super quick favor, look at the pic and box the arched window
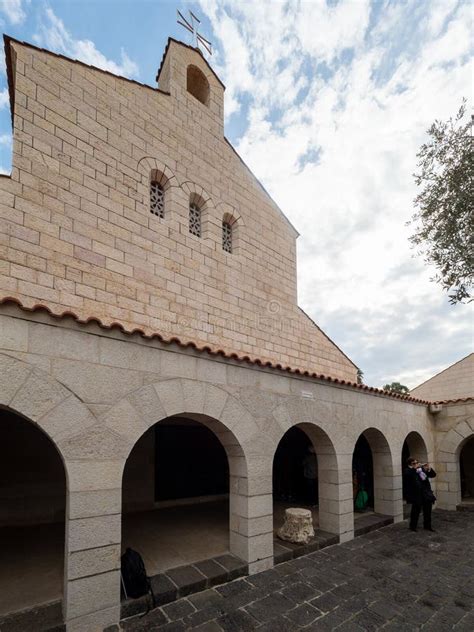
[187,65,210,106]
[149,170,168,218]
[222,221,232,253]
[150,181,165,218]
[189,202,202,237]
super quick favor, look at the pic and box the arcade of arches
[0,343,472,631]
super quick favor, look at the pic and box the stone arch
[180,181,213,208]
[101,379,272,570]
[402,430,429,466]
[401,430,430,502]
[353,427,402,520]
[137,156,180,189]
[437,417,474,510]
[180,181,215,242]
[215,201,244,227]
[0,353,111,628]
[0,353,97,461]
[215,201,244,256]
[271,398,354,541]
[136,156,180,222]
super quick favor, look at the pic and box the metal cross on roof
[177,9,212,55]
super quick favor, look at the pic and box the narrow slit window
[150,181,164,218]
[189,203,201,237]
[222,221,232,253]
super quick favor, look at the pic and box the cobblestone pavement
[122,510,474,631]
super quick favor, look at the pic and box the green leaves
[383,382,410,395]
[409,99,473,304]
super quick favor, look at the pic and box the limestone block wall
[0,38,357,381]
[434,401,474,510]
[411,354,474,401]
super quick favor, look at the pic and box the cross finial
[177,9,212,55]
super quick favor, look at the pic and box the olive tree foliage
[383,382,410,395]
[409,100,473,304]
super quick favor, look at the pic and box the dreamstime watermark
[155,300,312,340]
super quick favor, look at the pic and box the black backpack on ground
[120,548,155,613]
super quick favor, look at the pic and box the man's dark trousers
[410,499,432,530]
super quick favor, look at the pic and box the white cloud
[0,87,9,108]
[33,7,139,78]
[0,0,26,25]
[0,133,11,145]
[200,0,472,387]
[295,0,371,63]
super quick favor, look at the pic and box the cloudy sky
[0,0,471,388]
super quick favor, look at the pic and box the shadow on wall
[273,426,318,506]
[461,436,474,498]
[352,435,374,510]
[0,409,66,526]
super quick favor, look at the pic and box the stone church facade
[0,37,472,631]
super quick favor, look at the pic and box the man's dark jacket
[403,467,436,504]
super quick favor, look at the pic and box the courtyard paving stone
[121,510,474,631]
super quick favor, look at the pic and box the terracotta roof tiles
[432,397,474,405]
[0,296,448,407]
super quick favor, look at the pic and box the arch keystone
[203,383,229,420]
[127,382,167,423]
[181,378,207,413]
[154,378,185,417]
[220,396,255,436]
[101,397,148,444]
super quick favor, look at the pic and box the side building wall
[434,400,474,510]
[411,354,474,401]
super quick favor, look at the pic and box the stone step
[274,529,339,564]
[0,600,63,632]
[354,513,393,537]
[120,553,247,621]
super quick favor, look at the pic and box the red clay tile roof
[432,397,474,405]
[0,296,444,407]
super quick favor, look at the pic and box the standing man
[403,457,437,532]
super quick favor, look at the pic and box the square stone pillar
[229,474,274,574]
[373,453,403,522]
[318,452,354,542]
[63,461,123,631]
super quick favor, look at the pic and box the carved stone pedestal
[277,507,314,544]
